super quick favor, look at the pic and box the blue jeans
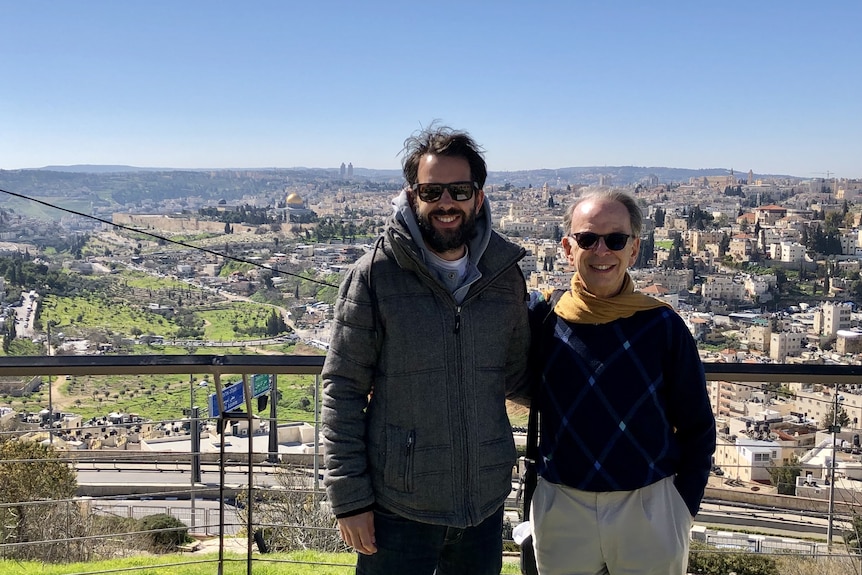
[355,505,504,575]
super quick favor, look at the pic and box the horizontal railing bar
[0,354,859,383]
[702,362,862,384]
[0,354,325,376]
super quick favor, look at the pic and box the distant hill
[488,166,794,187]
[0,163,801,223]
[23,164,794,184]
[37,165,173,173]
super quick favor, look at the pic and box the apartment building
[689,230,724,254]
[792,386,862,429]
[701,275,746,302]
[728,235,753,262]
[813,302,852,337]
[753,205,788,226]
[837,330,862,355]
[769,331,804,362]
[778,241,806,263]
[631,268,694,292]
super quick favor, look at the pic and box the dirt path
[48,375,77,411]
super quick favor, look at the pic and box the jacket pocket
[384,425,415,493]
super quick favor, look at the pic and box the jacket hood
[391,188,493,265]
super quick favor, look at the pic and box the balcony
[1,355,862,574]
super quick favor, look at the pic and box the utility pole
[827,387,843,551]
[46,321,53,445]
[268,375,278,463]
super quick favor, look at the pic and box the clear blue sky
[2,1,860,178]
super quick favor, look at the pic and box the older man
[527,190,716,575]
[322,125,530,575]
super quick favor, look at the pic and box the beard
[416,205,479,254]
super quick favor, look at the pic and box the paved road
[74,462,842,544]
[12,298,36,339]
[697,501,843,538]
[74,460,301,489]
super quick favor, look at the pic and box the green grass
[220,260,256,277]
[40,289,284,343]
[123,271,189,290]
[0,550,521,574]
[0,338,43,356]
[169,232,220,243]
[41,294,179,338]
[198,303,278,341]
[1,337,326,422]
[1,197,94,221]
[0,550,353,575]
[0,355,324,423]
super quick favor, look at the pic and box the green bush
[137,513,191,551]
[503,540,520,553]
[688,542,779,575]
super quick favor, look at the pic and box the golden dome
[286,192,304,205]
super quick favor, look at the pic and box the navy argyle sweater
[528,298,716,516]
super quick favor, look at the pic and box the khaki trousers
[530,476,692,575]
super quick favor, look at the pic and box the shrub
[236,466,346,553]
[137,513,191,551]
[688,542,779,575]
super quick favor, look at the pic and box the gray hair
[563,190,643,236]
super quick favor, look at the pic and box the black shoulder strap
[524,289,565,514]
[367,235,385,343]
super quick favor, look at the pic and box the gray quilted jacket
[322,193,529,527]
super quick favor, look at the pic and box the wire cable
[0,186,339,289]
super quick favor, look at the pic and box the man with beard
[322,125,530,575]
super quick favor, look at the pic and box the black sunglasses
[410,181,478,202]
[569,232,631,251]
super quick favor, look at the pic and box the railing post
[268,374,278,463]
[214,372,226,575]
[827,389,843,552]
[242,373,254,575]
[314,374,320,491]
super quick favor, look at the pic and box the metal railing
[1,354,861,574]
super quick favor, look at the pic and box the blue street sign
[208,382,245,418]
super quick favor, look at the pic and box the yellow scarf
[547,272,671,325]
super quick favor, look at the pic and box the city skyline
[2,1,860,179]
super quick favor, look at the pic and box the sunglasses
[410,181,478,202]
[569,232,632,251]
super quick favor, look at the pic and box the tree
[824,211,844,233]
[766,458,802,496]
[845,513,862,553]
[0,439,79,560]
[265,309,287,336]
[771,267,787,294]
[718,232,730,257]
[820,400,851,431]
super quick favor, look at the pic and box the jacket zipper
[404,430,415,492]
[453,305,471,521]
